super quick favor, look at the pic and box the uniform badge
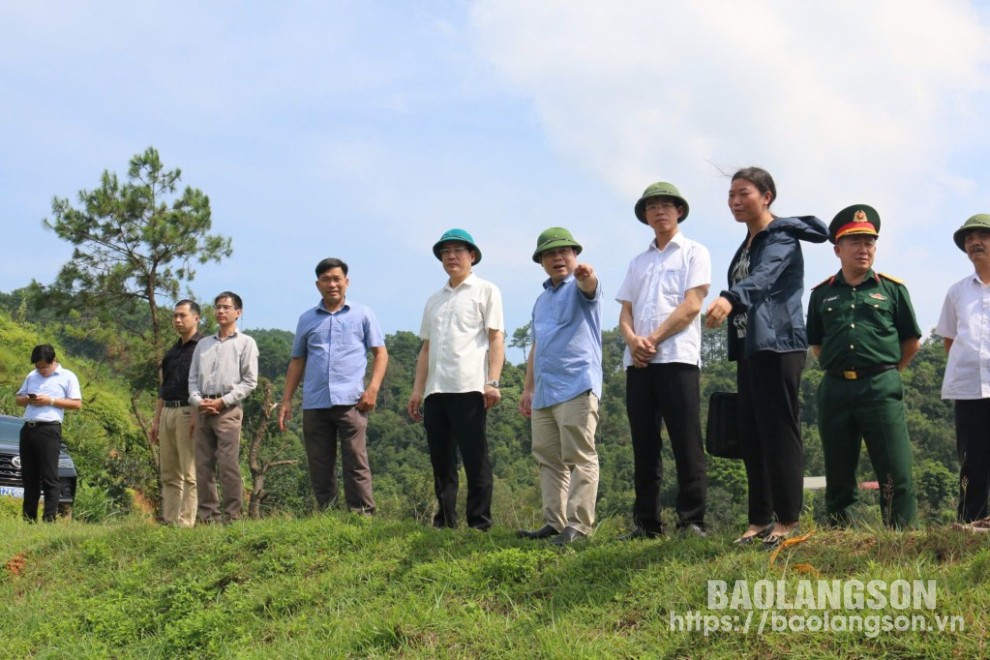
[823,295,839,303]
[869,293,887,300]
[855,210,866,221]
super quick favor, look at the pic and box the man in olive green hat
[936,214,990,522]
[807,204,921,529]
[517,227,602,545]
[617,181,710,539]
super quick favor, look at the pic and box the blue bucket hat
[432,228,481,265]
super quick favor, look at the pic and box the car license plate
[0,485,25,498]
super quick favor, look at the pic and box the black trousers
[955,399,990,522]
[737,350,806,526]
[19,422,63,522]
[423,392,493,530]
[626,363,706,532]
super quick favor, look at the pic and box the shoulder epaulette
[878,272,905,285]
[811,275,835,290]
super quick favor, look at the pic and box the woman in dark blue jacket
[705,167,827,547]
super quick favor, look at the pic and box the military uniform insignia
[812,275,835,289]
[823,295,839,303]
[878,272,905,284]
[869,293,887,301]
[855,210,866,221]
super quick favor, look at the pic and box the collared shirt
[807,269,922,371]
[291,299,385,409]
[419,273,504,396]
[936,273,990,399]
[188,330,259,407]
[615,232,711,368]
[531,275,603,409]
[17,364,83,423]
[159,332,203,402]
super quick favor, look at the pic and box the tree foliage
[43,146,232,382]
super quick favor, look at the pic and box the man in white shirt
[616,181,711,539]
[407,228,505,531]
[937,214,990,522]
[14,344,83,522]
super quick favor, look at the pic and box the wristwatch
[486,380,500,388]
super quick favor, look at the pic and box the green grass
[1,513,988,658]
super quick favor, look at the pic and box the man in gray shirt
[188,291,259,523]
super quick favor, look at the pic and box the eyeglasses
[215,304,236,311]
[645,202,677,211]
[438,246,469,256]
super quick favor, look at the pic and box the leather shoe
[551,526,587,546]
[618,525,663,540]
[516,524,560,540]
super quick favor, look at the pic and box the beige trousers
[531,391,600,535]
[159,405,197,527]
[194,405,244,522]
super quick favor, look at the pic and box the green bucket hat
[953,214,990,252]
[532,227,583,263]
[634,181,690,223]
[432,228,481,265]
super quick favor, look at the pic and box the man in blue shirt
[14,344,83,522]
[279,258,388,513]
[518,228,603,545]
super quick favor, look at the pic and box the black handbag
[705,391,742,459]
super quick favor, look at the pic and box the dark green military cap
[829,204,881,244]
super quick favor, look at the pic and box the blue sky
[4,1,990,357]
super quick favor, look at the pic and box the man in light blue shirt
[14,344,82,522]
[279,258,388,513]
[518,228,602,545]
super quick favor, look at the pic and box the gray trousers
[194,405,244,522]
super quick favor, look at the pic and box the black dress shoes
[551,526,587,546]
[618,525,663,540]
[516,524,560,540]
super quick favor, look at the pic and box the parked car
[0,413,78,517]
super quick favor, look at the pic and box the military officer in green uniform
[807,204,921,529]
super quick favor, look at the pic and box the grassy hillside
[2,514,988,658]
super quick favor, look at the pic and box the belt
[827,364,897,380]
[164,400,189,408]
[25,420,61,428]
[203,393,227,399]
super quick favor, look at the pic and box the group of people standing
[14,168,990,544]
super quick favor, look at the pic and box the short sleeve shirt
[807,269,922,371]
[615,233,711,368]
[17,364,83,423]
[419,273,504,396]
[531,275,603,409]
[936,273,990,400]
[291,299,385,408]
